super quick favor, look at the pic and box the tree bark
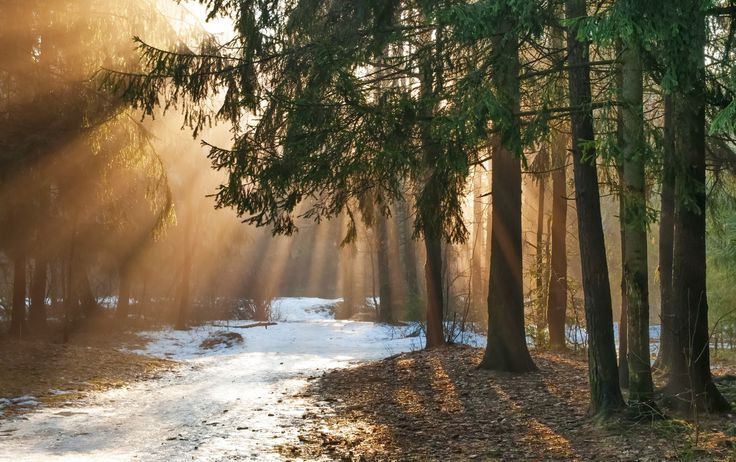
[664,8,729,411]
[424,235,445,348]
[621,43,656,413]
[547,133,568,351]
[471,167,485,314]
[565,0,625,417]
[535,150,548,333]
[479,28,537,373]
[376,210,395,323]
[654,95,675,372]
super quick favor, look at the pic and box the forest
[1,0,736,460]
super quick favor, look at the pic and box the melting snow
[0,297,451,461]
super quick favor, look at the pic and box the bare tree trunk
[547,133,568,350]
[424,235,445,348]
[471,168,485,314]
[29,256,47,332]
[396,193,420,306]
[376,209,395,323]
[9,252,27,337]
[116,263,131,322]
[534,148,548,334]
[654,95,675,372]
[565,0,625,418]
[621,43,657,414]
[664,8,729,411]
[479,27,537,373]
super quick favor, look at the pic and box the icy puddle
[0,298,424,461]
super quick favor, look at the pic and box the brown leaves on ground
[0,326,176,417]
[281,346,736,461]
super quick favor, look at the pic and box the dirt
[0,324,176,417]
[280,346,736,461]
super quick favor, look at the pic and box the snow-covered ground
[0,298,442,461]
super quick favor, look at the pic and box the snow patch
[0,297,485,461]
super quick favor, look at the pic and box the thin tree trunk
[655,95,675,372]
[29,256,47,332]
[479,28,537,373]
[471,167,485,314]
[116,263,131,322]
[396,192,421,313]
[535,151,548,333]
[9,252,27,337]
[621,43,657,414]
[565,0,625,418]
[376,209,395,323]
[616,47,629,389]
[547,134,568,349]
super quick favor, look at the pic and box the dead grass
[280,346,736,461]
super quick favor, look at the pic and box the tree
[654,95,675,372]
[663,0,730,412]
[565,0,625,417]
[547,130,568,351]
[620,36,657,415]
[479,16,537,372]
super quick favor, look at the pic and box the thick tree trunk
[654,95,675,372]
[28,256,48,332]
[9,253,28,337]
[547,133,568,350]
[621,44,657,414]
[424,235,445,348]
[376,210,395,323]
[479,29,536,373]
[665,10,729,411]
[565,0,625,418]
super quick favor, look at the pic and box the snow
[0,297,440,461]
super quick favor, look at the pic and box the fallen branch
[212,322,277,329]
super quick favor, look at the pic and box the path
[0,298,423,461]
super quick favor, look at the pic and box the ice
[0,297,444,461]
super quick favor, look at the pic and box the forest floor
[281,346,736,461]
[0,322,176,418]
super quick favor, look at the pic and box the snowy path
[0,298,432,461]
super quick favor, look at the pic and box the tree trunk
[664,9,729,411]
[175,250,192,330]
[616,47,629,389]
[565,0,625,418]
[396,193,421,308]
[175,210,195,330]
[28,256,47,332]
[479,28,537,373]
[424,235,445,348]
[547,133,568,350]
[116,263,131,322]
[654,95,675,372]
[621,43,657,414]
[471,167,485,314]
[9,252,28,337]
[376,210,395,323]
[535,151,548,333]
